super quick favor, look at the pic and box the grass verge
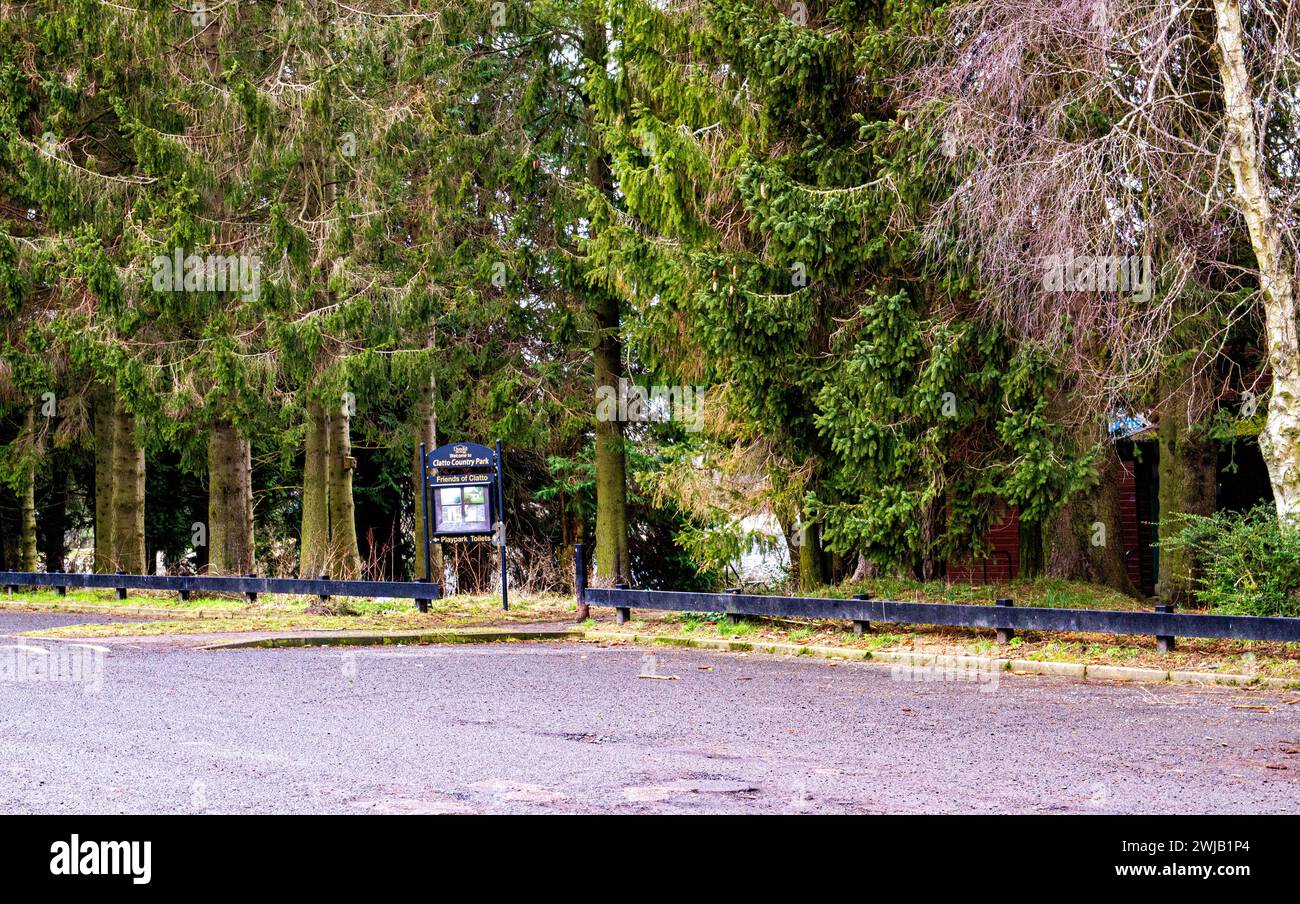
[11,580,1299,679]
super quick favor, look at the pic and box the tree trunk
[300,399,330,577]
[1154,371,1217,603]
[327,402,361,579]
[1214,0,1300,524]
[18,404,37,571]
[411,365,443,583]
[93,389,115,572]
[208,420,255,574]
[1046,449,1139,596]
[584,16,630,585]
[110,398,145,574]
[593,309,629,583]
[797,519,824,590]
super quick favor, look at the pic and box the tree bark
[1154,370,1217,603]
[1214,0,1300,524]
[411,365,443,583]
[584,16,630,585]
[797,519,825,590]
[18,404,37,571]
[300,399,330,577]
[593,299,629,583]
[208,420,255,574]
[110,398,145,574]
[327,402,361,579]
[1046,449,1139,596]
[93,388,115,572]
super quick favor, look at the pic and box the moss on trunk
[110,398,145,574]
[300,399,330,577]
[410,372,443,583]
[93,388,115,572]
[18,404,37,572]
[584,16,629,585]
[208,420,255,575]
[798,519,824,590]
[327,403,361,579]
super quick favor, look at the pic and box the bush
[1164,505,1300,617]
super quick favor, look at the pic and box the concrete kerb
[205,627,584,650]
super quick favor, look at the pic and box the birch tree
[909,0,1300,524]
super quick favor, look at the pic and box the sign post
[495,439,508,611]
[419,441,433,594]
[420,440,508,610]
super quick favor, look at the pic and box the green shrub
[1164,505,1300,617]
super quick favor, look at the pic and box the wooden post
[1155,603,1176,653]
[575,543,589,622]
[614,580,630,625]
[851,593,871,636]
[995,598,1014,645]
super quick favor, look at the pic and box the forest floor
[8,578,1300,681]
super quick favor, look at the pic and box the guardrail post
[317,573,330,607]
[179,588,190,602]
[574,544,588,622]
[55,585,67,597]
[1155,603,1176,653]
[995,598,1014,644]
[245,573,258,604]
[614,581,630,625]
[115,571,127,601]
[851,593,871,636]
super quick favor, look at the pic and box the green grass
[715,616,755,638]
[4,586,572,617]
[1028,641,1142,663]
[9,589,577,638]
[4,588,257,610]
[809,576,1149,611]
[673,611,721,634]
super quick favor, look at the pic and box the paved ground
[2,612,1297,813]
